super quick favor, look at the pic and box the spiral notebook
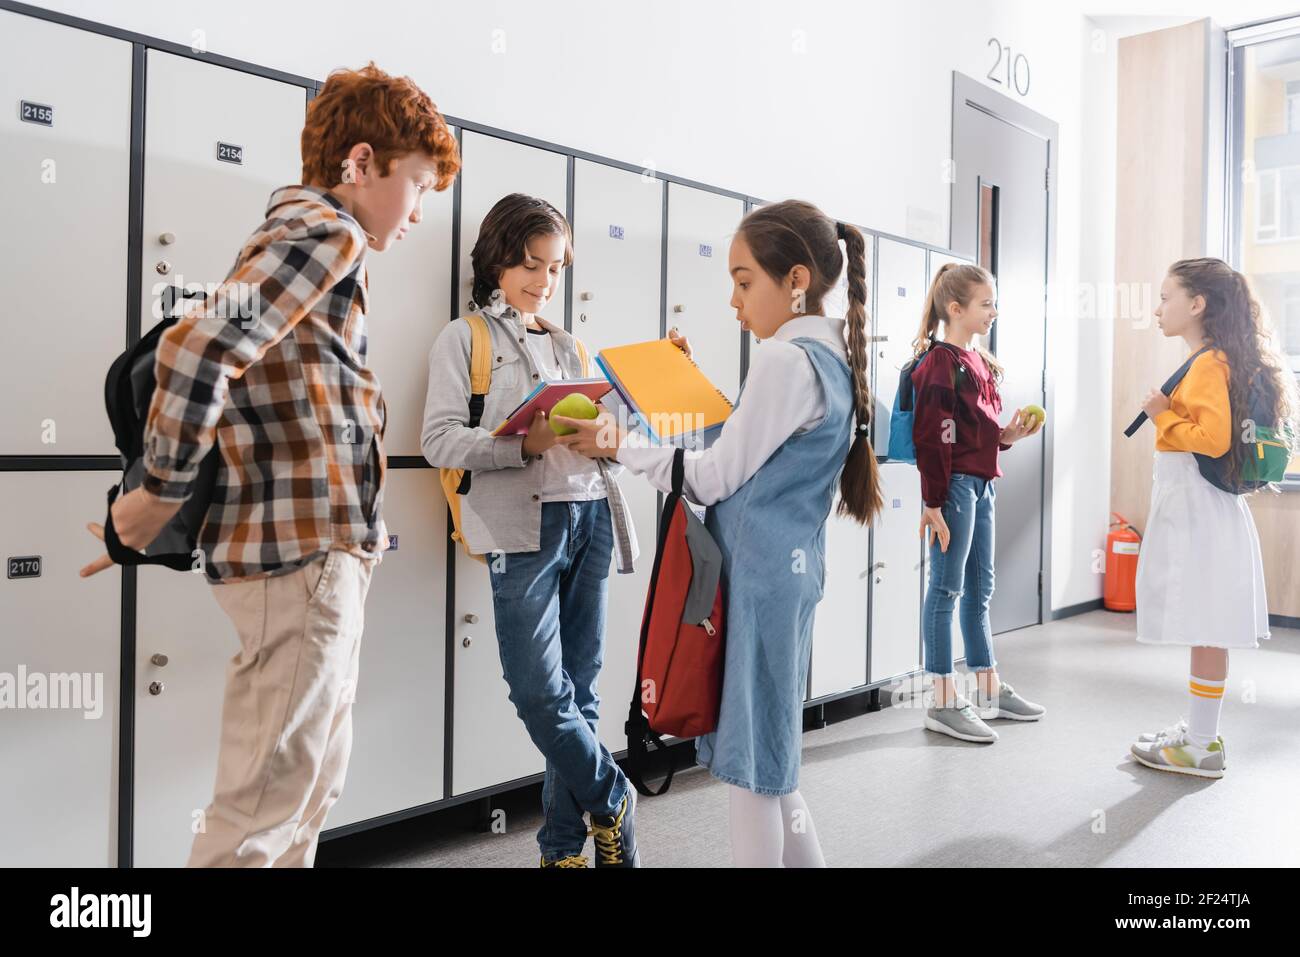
[595,338,733,446]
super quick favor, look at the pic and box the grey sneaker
[1130,729,1225,779]
[924,696,998,743]
[975,682,1046,722]
[1137,718,1225,767]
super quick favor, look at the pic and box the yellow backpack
[439,313,592,563]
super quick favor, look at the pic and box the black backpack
[102,290,219,570]
[1124,346,1292,494]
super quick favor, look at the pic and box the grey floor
[317,609,1300,867]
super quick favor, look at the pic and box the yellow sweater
[1153,349,1232,457]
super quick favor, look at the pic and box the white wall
[36,0,1262,612]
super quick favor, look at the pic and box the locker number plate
[698,243,713,257]
[20,101,53,126]
[217,142,244,165]
[609,224,624,240]
[388,534,399,551]
[8,555,41,579]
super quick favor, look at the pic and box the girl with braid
[555,200,884,866]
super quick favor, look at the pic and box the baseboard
[1050,598,1104,620]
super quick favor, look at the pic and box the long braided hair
[736,200,883,525]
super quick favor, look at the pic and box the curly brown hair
[1168,257,1299,489]
[301,61,460,191]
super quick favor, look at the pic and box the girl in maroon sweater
[912,263,1044,743]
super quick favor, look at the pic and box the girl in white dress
[1131,258,1297,778]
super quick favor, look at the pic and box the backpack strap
[623,447,686,797]
[455,314,494,495]
[1123,345,1211,437]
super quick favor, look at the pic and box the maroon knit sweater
[910,343,1011,507]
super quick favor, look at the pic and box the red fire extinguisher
[1104,512,1141,612]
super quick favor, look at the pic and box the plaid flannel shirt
[142,185,387,582]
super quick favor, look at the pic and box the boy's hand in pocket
[521,410,558,457]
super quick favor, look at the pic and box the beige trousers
[187,549,376,867]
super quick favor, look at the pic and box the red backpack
[624,448,726,796]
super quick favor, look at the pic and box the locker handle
[673,304,685,313]
[150,653,169,667]
[580,291,594,301]
[868,335,889,342]
[463,613,479,624]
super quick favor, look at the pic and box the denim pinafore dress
[695,338,855,795]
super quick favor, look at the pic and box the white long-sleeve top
[617,314,850,506]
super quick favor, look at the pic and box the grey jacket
[420,305,639,572]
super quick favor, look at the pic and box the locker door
[570,159,663,755]
[451,132,567,796]
[868,462,923,683]
[456,131,568,318]
[133,563,229,866]
[328,469,446,828]
[140,51,305,335]
[809,496,870,698]
[363,134,456,457]
[0,472,121,867]
[872,239,929,457]
[0,12,131,455]
[452,551,544,794]
[665,184,745,402]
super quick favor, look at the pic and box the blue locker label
[216,142,244,165]
[698,243,712,257]
[19,101,53,126]
[7,555,41,579]
[897,286,906,297]
[388,535,399,551]
[609,224,624,240]
[891,498,902,509]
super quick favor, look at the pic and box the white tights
[728,785,826,867]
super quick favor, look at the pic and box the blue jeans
[922,473,998,676]
[488,500,629,861]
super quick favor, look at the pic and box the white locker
[133,564,229,866]
[456,130,568,318]
[872,239,929,457]
[665,183,745,402]
[570,158,664,755]
[364,138,456,457]
[809,497,871,698]
[328,468,446,828]
[0,471,121,867]
[141,51,305,335]
[868,462,924,684]
[451,549,545,794]
[0,12,131,455]
[451,132,567,795]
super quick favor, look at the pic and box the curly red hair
[302,61,460,190]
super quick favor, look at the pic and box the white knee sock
[1187,674,1225,747]
[778,790,826,868]
[728,786,783,867]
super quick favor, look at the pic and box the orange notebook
[595,338,733,445]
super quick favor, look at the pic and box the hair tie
[855,422,869,434]
[836,221,847,242]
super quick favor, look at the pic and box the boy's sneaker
[974,682,1046,721]
[924,696,998,743]
[540,854,589,868]
[1129,728,1225,779]
[590,789,640,868]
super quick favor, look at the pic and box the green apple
[1021,403,1046,427]
[549,393,601,435]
